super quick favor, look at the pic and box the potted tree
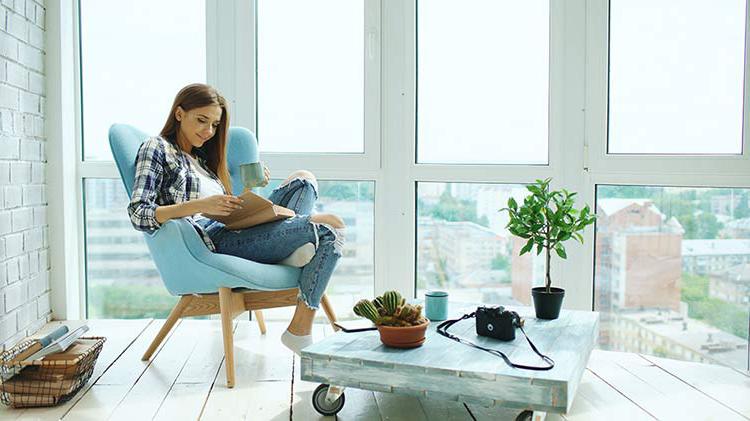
[501,178,596,320]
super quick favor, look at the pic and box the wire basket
[0,336,106,408]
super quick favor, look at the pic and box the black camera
[475,306,523,341]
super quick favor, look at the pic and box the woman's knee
[310,213,345,229]
[284,170,317,185]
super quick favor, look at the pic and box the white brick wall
[0,0,48,350]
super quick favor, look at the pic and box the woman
[127,83,345,355]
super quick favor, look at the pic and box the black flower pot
[531,287,565,320]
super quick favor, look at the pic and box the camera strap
[436,312,555,371]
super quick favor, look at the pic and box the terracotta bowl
[376,320,430,348]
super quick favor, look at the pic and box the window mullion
[554,0,593,311]
[378,0,416,298]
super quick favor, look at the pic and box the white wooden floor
[0,318,748,421]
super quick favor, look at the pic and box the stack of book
[0,325,106,408]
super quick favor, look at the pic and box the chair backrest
[109,124,258,197]
[108,124,260,295]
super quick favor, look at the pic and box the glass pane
[257,0,364,153]
[80,0,206,161]
[417,1,549,164]
[84,179,178,318]
[416,182,540,304]
[256,179,374,321]
[608,0,746,154]
[595,185,750,371]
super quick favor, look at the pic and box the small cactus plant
[352,291,427,327]
[382,291,402,315]
[353,299,380,324]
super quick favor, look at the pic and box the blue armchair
[108,124,338,388]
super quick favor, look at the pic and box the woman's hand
[196,194,244,216]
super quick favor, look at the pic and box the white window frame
[208,0,382,173]
[584,0,750,345]
[585,0,750,177]
[216,0,588,308]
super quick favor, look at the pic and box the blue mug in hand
[425,290,449,321]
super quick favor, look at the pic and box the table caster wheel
[312,384,345,416]
[515,410,533,421]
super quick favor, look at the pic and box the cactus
[395,304,423,323]
[382,291,402,315]
[354,291,427,327]
[376,316,411,327]
[353,299,379,323]
[373,296,385,310]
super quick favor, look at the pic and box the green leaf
[520,238,534,255]
[555,244,567,259]
[508,197,518,211]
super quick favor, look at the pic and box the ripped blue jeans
[197,178,343,309]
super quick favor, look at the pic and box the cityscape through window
[416,182,540,305]
[595,186,750,371]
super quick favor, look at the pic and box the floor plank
[62,319,180,420]
[154,320,239,421]
[638,354,750,419]
[418,398,473,421]
[107,319,229,421]
[0,319,152,421]
[199,321,293,420]
[587,350,745,421]
[562,369,655,421]
[373,392,428,421]
[335,388,382,421]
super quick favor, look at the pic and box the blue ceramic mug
[425,290,449,321]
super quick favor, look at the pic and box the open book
[204,190,295,229]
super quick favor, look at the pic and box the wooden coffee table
[301,302,599,420]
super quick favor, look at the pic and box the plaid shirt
[127,136,227,251]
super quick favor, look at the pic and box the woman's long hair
[160,83,231,193]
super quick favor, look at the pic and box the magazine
[23,325,90,362]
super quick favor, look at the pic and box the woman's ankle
[286,326,312,336]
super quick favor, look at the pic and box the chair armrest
[145,218,212,256]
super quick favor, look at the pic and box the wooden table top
[301,303,599,414]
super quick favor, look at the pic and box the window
[595,185,750,371]
[257,0,365,153]
[417,1,549,164]
[608,0,746,154]
[256,180,375,321]
[416,182,540,304]
[79,0,206,161]
[84,179,176,318]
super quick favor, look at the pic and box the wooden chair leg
[320,294,339,332]
[253,310,267,334]
[142,295,192,361]
[218,287,236,388]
